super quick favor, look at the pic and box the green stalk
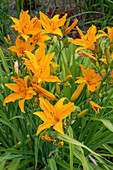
[68,126,73,170]
[15,0,20,18]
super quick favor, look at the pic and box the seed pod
[70,81,86,101]
[77,109,88,118]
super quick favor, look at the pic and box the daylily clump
[3,10,109,138]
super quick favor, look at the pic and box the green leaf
[50,131,100,157]
[0,47,10,74]
[7,158,20,170]
[0,160,6,170]
[47,158,57,170]
[100,119,113,132]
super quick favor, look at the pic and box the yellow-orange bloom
[33,97,74,135]
[10,36,35,57]
[69,25,98,52]
[75,64,102,92]
[40,11,67,37]
[3,76,36,113]
[30,32,51,48]
[24,48,61,84]
[89,101,102,114]
[10,10,41,40]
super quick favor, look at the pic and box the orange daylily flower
[89,101,102,114]
[33,97,74,135]
[24,49,61,84]
[75,64,102,92]
[3,76,36,113]
[10,36,35,57]
[69,25,99,52]
[40,11,67,37]
[10,10,41,40]
[64,18,78,34]
[30,32,51,48]
[31,83,57,101]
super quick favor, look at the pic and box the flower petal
[53,121,64,134]
[19,98,25,113]
[36,122,53,135]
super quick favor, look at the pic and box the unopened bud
[4,37,8,44]
[34,97,39,104]
[70,81,86,101]
[77,109,88,118]
[57,141,64,148]
[55,82,60,95]
[7,34,11,42]
[105,47,111,65]
[63,75,72,82]
[50,64,55,75]
[86,90,90,98]
[67,69,71,75]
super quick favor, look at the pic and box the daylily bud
[57,141,64,148]
[105,47,111,65]
[62,82,71,87]
[18,70,22,77]
[70,80,86,101]
[3,76,8,84]
[14,60,18,74]
[77,109,88,118]
[86,90,90,98]
[67,69,71,75]
[50,64,55,75]
[34,97,39,104]
[7,34,11,42]
[95,39,100,54]
[4,37,8,44]
[55,82,60,95]
[63,75,72,82]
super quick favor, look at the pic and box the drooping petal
[19,98,25,113]
[36,122,54,136]
[53,121,64,134]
